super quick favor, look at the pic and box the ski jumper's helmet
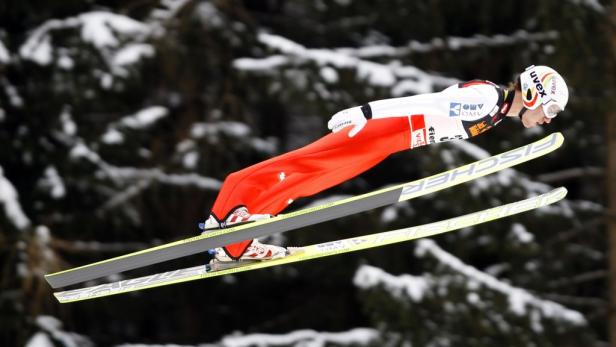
[519,65,569,118]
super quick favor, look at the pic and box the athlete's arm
[328,83,499,137]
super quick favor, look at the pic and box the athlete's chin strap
[518,107,528,120]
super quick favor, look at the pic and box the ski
[53,187,568,303]
[45,132,564,289]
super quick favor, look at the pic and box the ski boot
[199,206,272,231]
[199,207,290,270]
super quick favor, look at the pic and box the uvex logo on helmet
[529,71,547,98]
[519,65,569,118]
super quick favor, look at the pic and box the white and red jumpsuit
[210,80,515,259]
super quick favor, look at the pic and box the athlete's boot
[199,207,287,262]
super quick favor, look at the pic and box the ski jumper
[210,80,515,259]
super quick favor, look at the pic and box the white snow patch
[80,12,148,48]
[35,316,94,347]
[194,1,225,28]
[102,128,124,144]
[182,151,199,169]
[122,106,168,129]
[102,106,168,144]
[219,328,379,347]
[57,54,74,70]
[571,199,603,212]
[113,43,155,66]
[2,78,24,107]
[39,166,66,199]
[25,333,54,347]
[354,265,429,302]
[380,202,414,224]
[191,121,250,138]
[0,165,31,230]
[381,206,398,224]
[510,223,534,243]
[60,108,77,136]
[70,142,103,163]
[415,239,586,326]
[21,34,53,65]
[100,73,114,89]
[0,38,11,64]
[149,0,192,23]
[234,55,289,71]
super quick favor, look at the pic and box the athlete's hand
[327,106,367,138]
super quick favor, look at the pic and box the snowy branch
[0,165,31,231]
[101,106,169,144]
[219,328,379,347]
[338,30,559,58]
[37,166,66,199]
[19,12,149,65]
[354,265,430,302]
[148,0,193,25]
[235,32,460,95]
[115,328,379,347]
[26,316,93,347]
[414,239,587,325]
[536,166,603,183]
[70,141,222,190]
[16,3,190,82]
[0,38,10,64]
[1,77,24,108]
[190,121,279,154]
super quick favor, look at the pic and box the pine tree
[0,1,612,346]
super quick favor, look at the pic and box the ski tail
[53,187,567,303]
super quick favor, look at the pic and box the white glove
[327,106,367,138]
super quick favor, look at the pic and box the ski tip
[552,186,568,201]
[549,132,564,146]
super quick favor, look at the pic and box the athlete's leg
[210,117,412,258]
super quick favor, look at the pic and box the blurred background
[1,0,615,346]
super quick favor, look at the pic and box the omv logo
[449,102,461,117]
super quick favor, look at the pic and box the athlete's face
[521,107,552,128]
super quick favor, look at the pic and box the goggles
[542,101,563,119]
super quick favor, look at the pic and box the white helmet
[519,65,569,118]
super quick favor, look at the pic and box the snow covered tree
[0,1,612,346]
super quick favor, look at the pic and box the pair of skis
[47,133,566,303]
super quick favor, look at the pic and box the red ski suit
[210,81,513,259]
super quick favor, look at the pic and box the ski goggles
[542,101,563,119]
